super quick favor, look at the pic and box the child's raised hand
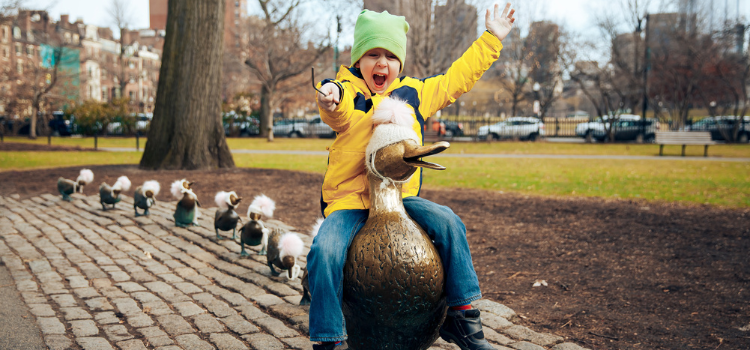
[316,83,340,112]
[486,3,516,41]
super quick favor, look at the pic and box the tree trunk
[260,85,274,141]
[30,99,40,139]
[140,0,234,170]
[29,108,37,139]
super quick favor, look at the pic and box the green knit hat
[351,10,409,72]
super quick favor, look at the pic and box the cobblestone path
[0,193,588,350]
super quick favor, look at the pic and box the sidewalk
[99,147,750,162]
[0,193,588,350]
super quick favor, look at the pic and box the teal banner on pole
[40,44,80,101]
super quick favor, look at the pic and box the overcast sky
[27,0,750,45]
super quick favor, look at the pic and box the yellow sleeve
[317,80,355,133]
[420,31,503,118]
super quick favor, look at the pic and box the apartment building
[0,10,162,117]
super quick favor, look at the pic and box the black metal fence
[438,117,588,139]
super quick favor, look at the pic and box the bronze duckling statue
[171,179,201,228]
[99,176,131,210]
[57,169,94,201]
[213,191,243,241]
[342,98,451,350]
[238,194,275,257]
[265,229,304,279]
[133,180,160,217]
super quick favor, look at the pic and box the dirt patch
[1,164,748,350]
[0,141,98,152]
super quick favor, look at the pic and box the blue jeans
[307,196,482,342]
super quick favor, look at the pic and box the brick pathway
[0,193,588,350]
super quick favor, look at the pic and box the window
[64,32,71,43]
[1,26,8,43]
[16,60,22,73]
[26,45,33,57]
[12,27,20,39]
[73,34,79,44]
[15,43,21,56]
[129,91,134,99]
[3,47,8,58]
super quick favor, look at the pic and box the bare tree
[563,0,654,141]
[4,10,77,139]
[486,0,545,118]
[492,26,530,118]
[694,21,749,142]
[528,21,563,119]
[26,44,75,138]
[140,0,234,170]
[0,0,22,18]
[242,0,329,141]
[106,0,132,99]
[396,0,486,78]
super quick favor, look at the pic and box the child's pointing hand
[486,3,516,41]
[316,83,340,112]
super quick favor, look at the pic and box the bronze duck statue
[213,191,243,241]
[99,176,131,210]
[171,179,201,228]
[238,194,275,257]
[265,229,304,279]
[57,169,94,201]
[133,180,160,217]
[342,97,451,350]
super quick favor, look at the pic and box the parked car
[273,119,309,137]
[688,116,750,143]
[575,114,658,143]
[442,121,464,137]
[106,113,152,136]
[224,117,259,137]
[477,117,545,141]
[308,117,336,138]
[48,111,72,136]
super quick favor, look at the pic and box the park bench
[656,131,716,157]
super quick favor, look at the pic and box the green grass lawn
[2,140,749,208]
[6,136,750,158]
[0,151,142,171]
[3,136,145,149]
[234,154,750,208]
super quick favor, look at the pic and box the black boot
[312,341,348,350]
[439,309,495,350]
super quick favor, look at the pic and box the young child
[310,4,516,350]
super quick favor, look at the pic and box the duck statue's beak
[403,141,450,170]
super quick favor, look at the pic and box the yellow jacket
[317,31,503,217]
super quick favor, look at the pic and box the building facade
[0,10,162,120]
[149,0,247,48]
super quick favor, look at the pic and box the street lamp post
[333,15,342,74]
[640,13,650,136]
[532,82,540,118]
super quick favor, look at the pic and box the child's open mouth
[373,74,387,88]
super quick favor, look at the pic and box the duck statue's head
[111,176,131,197]
[365,97,450,193]
[76,169,94,193]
